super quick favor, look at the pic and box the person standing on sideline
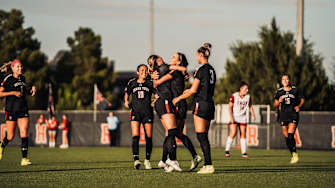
[59,114,70,149]
[225,81,255,158]
[107,112,119,147]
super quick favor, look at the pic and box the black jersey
[125,78,155,112]
[170,70,185,98]
[156,63,173,99]
[274,86,303,120]
[194,64,216,102]
[1,74,29,112]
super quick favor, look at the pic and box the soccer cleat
[190,155,202,171]
[0,142,4,160]
[134,160,141,169]
[21,158,32,166]
[166,160,182,172]
[197,165,215,174]
[242,153,248,158]
[158,160,167,169]
[225,151,230,158]
[164,165,174,173]
[290,152,299,164]
[144,159,152,170]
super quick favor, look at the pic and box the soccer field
[0,147,334,188]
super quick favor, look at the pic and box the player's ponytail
[147,55,159,73]
[177,52,188,68]
[0,62,12,74]
[197,43,212,59]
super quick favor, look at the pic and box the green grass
[0,147,334,188]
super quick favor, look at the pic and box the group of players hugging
[124,43,304,174]
[0,43,304,173]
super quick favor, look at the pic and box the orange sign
[35,123,47,144]
[247,125,259,146]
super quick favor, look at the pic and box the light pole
[296,0,304,57]
[150,0,154,55]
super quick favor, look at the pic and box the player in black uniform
[0,60,36,166]
[147,55,182,172]
[173,43,216,174]
[274,74,304,164]
[153,52,201,171]
[124,64,155,170]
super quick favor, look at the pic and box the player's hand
[169,65,177,70]
[294,106,300,112]
[184,73,190,81]
[172,97,179,106]
[151,71,159,80]
[183,89,189,94]
[252,115,256,121]
[12,91,22,97]
[124,101,129,108]
[30,86,36,96]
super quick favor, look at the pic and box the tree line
[0,9,334,111]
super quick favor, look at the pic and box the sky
[1,0,335,80]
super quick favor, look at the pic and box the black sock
[132,136,140,161]
[21,137,28,158]
[197,132,212,165]
[162,137,168,162]
[167,128,178,161]
[1,135,9,148]
[145,137,152,160]
[285,137,291,153]
[288,133,297,153]
[177,134,197,158]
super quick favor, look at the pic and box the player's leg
[288,122,298,164]
[143,123,153,169]
[131,121,141,169]
[17,117,31,166]
[281,123,291,153]
[0,120,16,160]
[225,123,237,157]
[194,115,214,174]
[158,119,169,168]
[239,124,248,157]
[62,130,69,148]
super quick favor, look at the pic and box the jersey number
[209,70,214,84]
[138,91,144,99]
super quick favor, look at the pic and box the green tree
[0,9,49,109]
[215,18,334,110]
[54,27,115,110]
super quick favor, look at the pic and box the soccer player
[173,43,216,174]
[153,52,201,171]
[147,55,182,172]
[48,116,58,148]
[59,114,69,149]
[274,74,304,164]
[0,59,36,166]
[124,64,155,170]
[225,81,255,158]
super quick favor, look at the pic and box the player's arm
[249,98,256,121]
[124,93,130,108]
[294,98,305,112]
[228,101,234,124]
[0,86,21,98]
[172,78,200,105]
[169,65,187,74]
[153,73,173,88]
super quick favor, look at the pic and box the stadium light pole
[296,0,304,57]
[149,0,154,55]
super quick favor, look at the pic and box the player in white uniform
[225,81,255,158]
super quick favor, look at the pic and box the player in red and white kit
[48,116,58,148]
[59,114,69,149]
[225,81,255,158]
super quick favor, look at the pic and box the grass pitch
[0,147,334,188]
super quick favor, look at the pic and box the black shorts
[154,98,175,118]
[175,100,187,120]
[192,101,215,121]
[280,113,299,126]
[5,110,29,121]
[130,109,154,124]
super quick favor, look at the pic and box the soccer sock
[240,138,247,154]
[21,137,28,158]
[197,132,212,165]
[177,134,197,158]
[1,135,9,148]
[225,137,233,152]
[167,128,178,161]
[132,136,140,161]
[288,133,297,153]
[162,137,168,162]
[285,137,291,153]
[145,136,152,160]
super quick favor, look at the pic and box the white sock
[225,137,233,152]
[240,138,247,154]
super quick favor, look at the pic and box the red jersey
[37,118,46,125]
[62,119,69,131]
[48,119,58,131]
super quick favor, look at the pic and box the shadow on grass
[214,167,335,174]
